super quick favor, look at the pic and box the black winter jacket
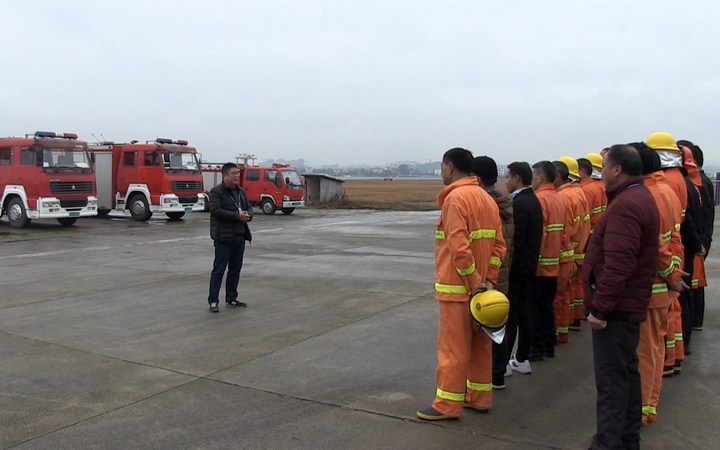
[509,187,543,279]
[209,183,253,244]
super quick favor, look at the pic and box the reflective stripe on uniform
[660,231,672,243]
[672,255,683,267]
[652,283,669,294]
[538,257,560,266]
[489,256,502,267]
[466,380,492,393]
[574,252,585,261]
[469,229,497,241]
[557,327,569,334]
[591,206,603,214]
[456,263,476,277]
[436,387,465,402]
[657,263,674,279]
[666,339,675,349]
[681,209,686,218]
[675,333,683,342]
[573,215,581,224]
[547,223,564,232]
[435,283,468,295]
[560,249,575,258]
[584,213,590,222]
[642,405,657,415]
[436,230,445,240]
[692,279,699,287]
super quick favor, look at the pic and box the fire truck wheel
[57,217,78,227]
[7,197,31,228]
[261,199,276,215]
[281,208,295,215]
[129,195,152,221]
[166,212,185,220]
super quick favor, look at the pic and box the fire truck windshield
[283,170,302,187]
[163,151,199,172]
[42,148,91,169]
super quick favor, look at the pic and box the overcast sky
[2,1,719,166]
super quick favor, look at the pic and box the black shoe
[492,377,505,390]
[569,320,581,331]
[684,343,691,355]
[209,302,219,313]
[226,300,247,307]
[543,347,555,358]
[416,406,457,421]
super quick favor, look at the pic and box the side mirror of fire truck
[285,177,290,185]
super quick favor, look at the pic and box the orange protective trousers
[553,261,573,343]
[664,292,684,368]
[432,301,493,417]
[572,273,584,321]
[638,306,669,423]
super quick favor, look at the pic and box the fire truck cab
[0,131,98,228]
[200,155,305,215]
[88,139,205,221]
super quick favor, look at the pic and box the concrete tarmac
[1,209,719,449]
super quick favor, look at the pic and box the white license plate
[69,212,80,217]
[184,207,192,212]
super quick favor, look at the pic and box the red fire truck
[88,139,205,221]
[200,154,305,215]
[0,131,98,228]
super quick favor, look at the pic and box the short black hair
[532,160,556,182]
[577,158,593,177]
[552,160,569,181]
[678,139,704,167]
[443,148,474,174]
[606,144,642,176]
[222,162,237,175]
[635,144,661,176]
[507,161,532,185]
[471,156,498,185]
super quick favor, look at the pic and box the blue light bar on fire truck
[30,131,78,139]
[154,138,188,145]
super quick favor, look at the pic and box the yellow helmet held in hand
[585,152,604,170]
[647,132,681,153]
[558,156,579,179]
[469,289,510,329]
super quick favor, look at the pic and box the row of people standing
[418,136,715,450]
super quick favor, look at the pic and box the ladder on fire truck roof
[235,153,256,168]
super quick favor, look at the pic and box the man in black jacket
[504,162,544,376]
[207,163,253,313]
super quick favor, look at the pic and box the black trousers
[505,274,536,362]
[679,284,695,349]
[590,320,641,450]
[693,287,705,328]
[208,234,246,304]
[531,276,557,353]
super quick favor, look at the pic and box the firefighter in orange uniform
[552,158,589,344]
[417,148,506,421]
[572,156,607,328]
[634,144,687,426]
[646,132,687,374]
[529,161,565,361]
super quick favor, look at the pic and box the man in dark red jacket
[583,145,659,450]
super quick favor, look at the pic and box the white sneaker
[510,358,532,374]
[504,363,513,377]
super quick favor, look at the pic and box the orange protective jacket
[556,183,581,264]
[644,175,683,308]
[570,184,591,264]
[534,184,565,277]
[435,177,506,302]
[654,172,684,271]
[579,178,607,228]
[662,168,687,268]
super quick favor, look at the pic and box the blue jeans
[208,235,246,304]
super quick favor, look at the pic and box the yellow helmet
[558,156,579,179]
[646,132,681,153]
[585,152,603,170]
[469,290,509,329]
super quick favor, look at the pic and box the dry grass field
[336,178,510,211]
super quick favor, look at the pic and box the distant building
[303,174,344,205]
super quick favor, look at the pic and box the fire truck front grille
[178,196,198,204]
[50,181,94,194]
[59,199,88,209]
[171,181,202,192]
